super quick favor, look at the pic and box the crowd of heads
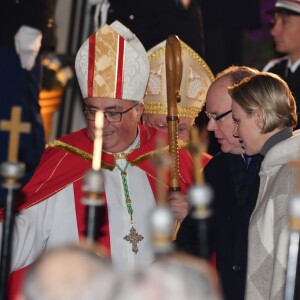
[19,244,223,300]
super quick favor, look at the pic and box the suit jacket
[177,152,261,300]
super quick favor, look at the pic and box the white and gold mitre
[144,39,214,118]
[75,20,150,101]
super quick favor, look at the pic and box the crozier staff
[166,35,182,192]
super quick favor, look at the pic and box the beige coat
[245,131,300,300]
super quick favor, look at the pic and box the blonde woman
[229,72,298,300]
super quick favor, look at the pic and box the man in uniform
[264,0,300,128]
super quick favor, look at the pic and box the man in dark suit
[176,66,263,300]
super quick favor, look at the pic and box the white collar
[287,57,300,73]
[113,128,141,160]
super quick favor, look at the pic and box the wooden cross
[123,226,144,254]
[0,106,31,162]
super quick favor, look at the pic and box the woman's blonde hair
[228,72,297,133]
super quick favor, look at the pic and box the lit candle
[92,110,104,171]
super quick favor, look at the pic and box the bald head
[205,66,259,154]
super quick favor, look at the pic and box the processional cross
[0,106,31,161]
[0,106,31,300]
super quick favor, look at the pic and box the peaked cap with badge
[269,0,300,15]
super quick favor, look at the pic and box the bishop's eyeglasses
[205,109,232,122]
[84,103,138,122]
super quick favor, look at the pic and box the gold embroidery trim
[35,152,69,193]
[47,140,114,170]
[143,102,202,118]
[129,140,187,166]
[46,138,187,170]
[22,176,85,213]
[0,140,189,218]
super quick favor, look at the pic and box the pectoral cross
[0,106,31,162]
[124,226,144,254]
